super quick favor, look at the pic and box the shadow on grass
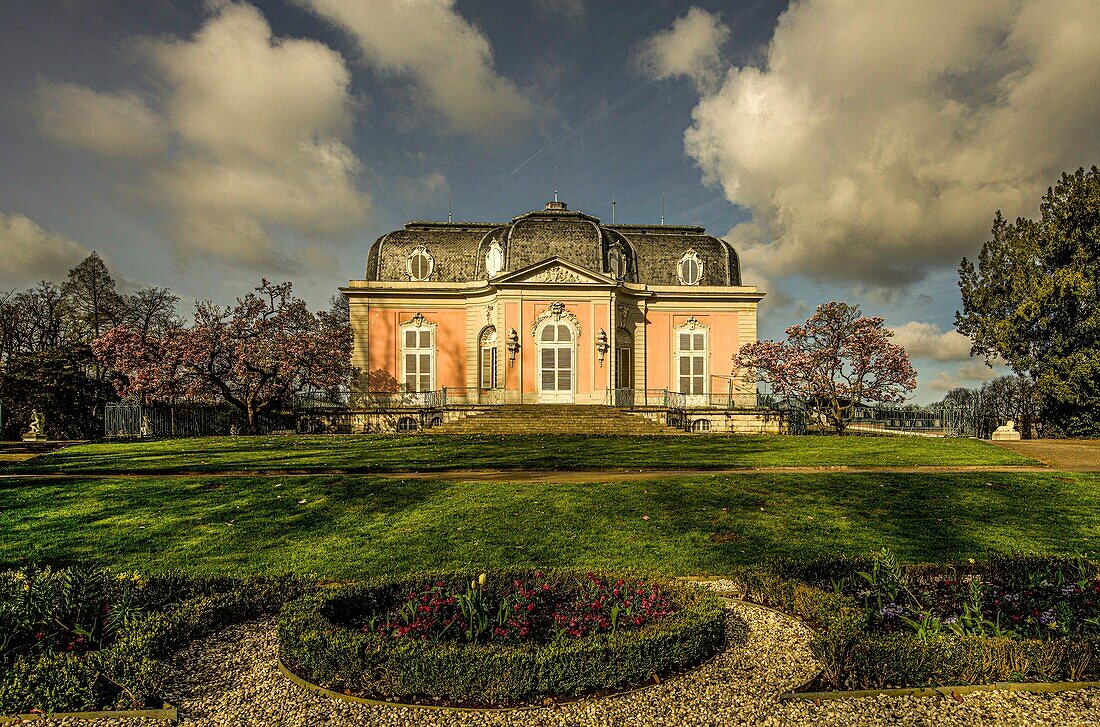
[2,472,1094,578]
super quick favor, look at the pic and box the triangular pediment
[491,257,613,286]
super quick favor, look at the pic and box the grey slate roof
[363,201,743,286]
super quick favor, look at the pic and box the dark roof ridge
[404,221,505,229]
[605,223,706,234]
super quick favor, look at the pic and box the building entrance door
[538,322,574,403]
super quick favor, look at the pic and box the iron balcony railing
[603,389,759,409]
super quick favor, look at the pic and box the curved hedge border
[277,571,726,707]
[728,555,1100,690]
[1,574,307,714]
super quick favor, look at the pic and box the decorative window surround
[400,314,436,392]
[677,249,703,285]
[674,320,708,396]
[407,247,434,281]
[530,301,582,338]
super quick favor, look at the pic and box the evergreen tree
[957,167,1100,436]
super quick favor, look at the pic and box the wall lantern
[507,328,520,366]
[596,328,609,365]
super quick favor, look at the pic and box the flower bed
[732,552,1100,690]
[277,570,726,706]
[0,566,306,714]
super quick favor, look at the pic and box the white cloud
[636,7,730,91]
[32,2,369,272]
[892,321,973,363]
[300,0,532,136]
[930,359,1003,392]
[0,212,92,290]
[32,82,168,158]
[665,0,1100,288]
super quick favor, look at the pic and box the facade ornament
[401,312,429,328]
[617,305,629,322]
[530,301,581,337]
[595,328,609,365]
[683,315,708,330]
[485,304,494,325]
[506,328,520,366]
[530,265,585,283]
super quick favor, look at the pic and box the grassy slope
[5,435,1034,473]
[2,472,1094,578]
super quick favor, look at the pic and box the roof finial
[611,199,616,224]
[447,189,452,223]
[554,189,559,203]
[660,193,665,225]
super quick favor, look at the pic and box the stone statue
[991,419,1021,441]
[23,410,46,442]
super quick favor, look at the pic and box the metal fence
[104,403,294,438]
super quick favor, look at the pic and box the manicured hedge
[729,555,1100,689]
[0,572,308,714]
[277,570,726,706]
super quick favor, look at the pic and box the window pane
[541,347,555,367]
[679,333,690,351]
[405,375,416,390]
[541,326,555,342]
[557,368,571,389]
[405,330,417,347]
[558,348,571,367]
[680,376,690,393]
[405,353,417,374]
[679,356,691,375]
[419,353,431,372]
[491,349,497,387]
[693,356,704,375]
[542,370,555,390]
[419,331,431,348]
[420,375,431,391]
[693,333,705,351]
[558,324,570,341]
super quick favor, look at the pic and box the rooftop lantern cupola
[545,190,567,211]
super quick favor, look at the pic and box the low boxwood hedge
[0,570,308,714]
[728,554,1100,689]
[277,570,726,706]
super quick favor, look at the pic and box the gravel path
[47,590,1100,726]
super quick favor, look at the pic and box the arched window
[677,250,702,285]
[397,417,418,432]
[485,240,504,277]
[407,247,434,281]
[675,322,707,396]
[692,419,712,433]
[479,327,498,389]
[401,316,435,392]
[537,319,574,403]
[429,416,444,428]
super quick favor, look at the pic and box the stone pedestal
[991,420,1021,441]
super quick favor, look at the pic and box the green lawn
[2,471,1094,579]
[4,434,1034,474]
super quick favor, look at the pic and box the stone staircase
[427,405,680,435]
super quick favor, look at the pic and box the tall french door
[538,323,574,403]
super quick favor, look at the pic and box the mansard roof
[364,200,742,286]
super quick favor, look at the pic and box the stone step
[427,406,678,435]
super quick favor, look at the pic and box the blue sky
[2,1,1098,401]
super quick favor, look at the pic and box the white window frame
[615,329,633,390]
[479,327,498,389]
[608,247,627,280]
[535,318,575,403]
[400,317,437,393]
[407,247,434,281]
[677,249,703,285]
[674,320,708,402]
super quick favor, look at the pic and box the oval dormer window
[678,250,702,285]
[608,248,626,280]
[407,247,434,281]
[486,240,504,278]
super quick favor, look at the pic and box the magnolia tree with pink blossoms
[93,280,352,433]
[735,301,917,434]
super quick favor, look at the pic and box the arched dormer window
[486,240,504,278]
[407,247,434,281]
[479,327,498,389]
[677,249,702,285]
